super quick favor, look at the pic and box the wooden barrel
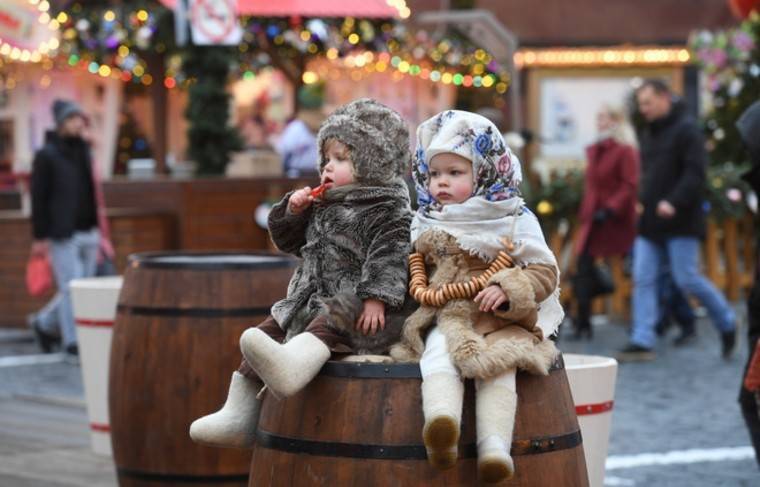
[250,355,588,486]
[110,252,296,486]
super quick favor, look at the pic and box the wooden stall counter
[103,175,316,251]
[0,209,174,328]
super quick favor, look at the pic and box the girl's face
[321,139,356,188]
[428,152,474,205]
[596,110,616,133]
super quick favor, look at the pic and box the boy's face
[321,140,355,188]
[428,152,473,206]
[59,114,87,138]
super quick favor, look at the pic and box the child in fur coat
[190,99,413,448]
[390,111,563,483]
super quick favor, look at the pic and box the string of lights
[0,2,694,93]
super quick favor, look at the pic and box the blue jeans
[658,270,695,328]
[631,236,735,348]
[36,229,100,347]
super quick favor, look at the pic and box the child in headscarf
[391,110,563,483]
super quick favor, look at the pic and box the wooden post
[704,219,722,291]
[145,53,168,174]
[723,218,740,301]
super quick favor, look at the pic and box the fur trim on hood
[317,98,410,185]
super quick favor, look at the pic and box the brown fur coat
[390,231,559,379]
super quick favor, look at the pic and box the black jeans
[573,253,596,330]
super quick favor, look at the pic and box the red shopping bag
[745,341,760,392]
[26,253,53,297]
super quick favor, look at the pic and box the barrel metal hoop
[116,468,248,483]
[320,361,423,379]
[116,305,271,318]
[128,251,297,270]
[254,429,581,460]
[320,355,564,379]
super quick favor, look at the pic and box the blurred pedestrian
[272,86,324,178]
[736,100,760,467]
[28,99,104,359]
[617,80,736,362]
[654,269,696,345]
[571,105,638,339]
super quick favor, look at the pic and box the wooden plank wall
[556,215,756,320]
[0,211,174,328]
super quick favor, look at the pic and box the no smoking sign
[189,0,242,45]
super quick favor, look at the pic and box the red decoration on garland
[729,0,760,19]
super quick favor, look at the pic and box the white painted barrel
[70,276,123,457]
[565,354,618,487]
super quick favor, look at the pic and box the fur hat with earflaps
[317,98,410,186]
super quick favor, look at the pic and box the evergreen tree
[113,106,153,175]
[183,47,243,175]
[691,14,760,218]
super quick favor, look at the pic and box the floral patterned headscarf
[412,110,523,213]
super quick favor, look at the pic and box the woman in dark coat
[571,106,639,339]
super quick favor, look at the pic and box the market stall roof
[158,0,406,18]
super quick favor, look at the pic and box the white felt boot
[240,328,330,398]
[421,372,465,469]
[476,378,518,483]
[189,371,262,448]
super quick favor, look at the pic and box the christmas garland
[690,12,760,219]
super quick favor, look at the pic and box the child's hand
[474,285,508,312]
[356,298,385,336]
[287,186,314,215]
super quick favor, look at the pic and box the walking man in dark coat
[29,99,101,359]
[617,79,736,361]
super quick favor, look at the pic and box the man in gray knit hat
[29,99,101,360]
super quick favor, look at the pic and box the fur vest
[268,179,412,339]
[390,231,558,379]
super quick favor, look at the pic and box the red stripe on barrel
[90,422,111,432]
[575,400,614,415]
[75,319,114,327]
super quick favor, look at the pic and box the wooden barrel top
[251,355,589,486]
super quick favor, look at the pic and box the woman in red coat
[571,105,639,339]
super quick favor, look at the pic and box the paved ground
[0,331,116,486]
[559,306,760,486]
[0,310,759,486]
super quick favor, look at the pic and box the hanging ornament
[136,26,152,50]
[726,188,743,202]
[306,19,328,41]
[359,20,375,41]
[728,0,760,19]
[728,78,744,97]
[105,35,120,50]
[76,19,90,31]
[120,54,138,71]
